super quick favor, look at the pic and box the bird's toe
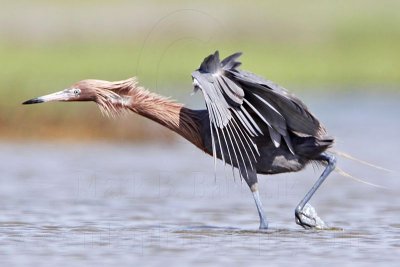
[295,203,328,230]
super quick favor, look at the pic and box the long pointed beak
[22,90,70,105]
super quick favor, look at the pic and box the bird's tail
[330,149,394,189]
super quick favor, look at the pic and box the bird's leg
[295,153,336,229]
[250,183,269,230]
[243,169,268,229]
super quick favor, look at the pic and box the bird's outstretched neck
[97,77,205,151]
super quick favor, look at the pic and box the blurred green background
[1,0,399,141]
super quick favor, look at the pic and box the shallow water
[1,93,399,266]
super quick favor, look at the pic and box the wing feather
[231,108,257,137]
[192,51,325,180]
[228,69,325,136]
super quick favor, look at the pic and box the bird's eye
[73,89,81,95]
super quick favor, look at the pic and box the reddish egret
[23,51,336,229]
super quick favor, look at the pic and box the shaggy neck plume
[95,78,205,150]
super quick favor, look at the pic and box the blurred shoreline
[1,0,399,140]
[3,90,398,141]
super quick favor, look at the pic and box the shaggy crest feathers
[89,78,138,117]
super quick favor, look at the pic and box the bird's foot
[259,220,268,230]
[295,203,328,230]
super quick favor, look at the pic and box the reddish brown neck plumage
[128,87,205,150]
[93,78,205,150]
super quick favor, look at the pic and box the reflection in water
[0,93,399,266]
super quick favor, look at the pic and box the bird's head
[23,78,137,116]
[22,80,108,105]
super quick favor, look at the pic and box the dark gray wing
[192,52,261,179]
[191,51,324,178]
[227,69,325,138]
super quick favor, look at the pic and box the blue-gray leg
[295,153,337,229]
[244,168,268,230]
[251,184,268,230]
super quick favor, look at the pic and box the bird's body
[200,110,332,175]
[23,51,336,230]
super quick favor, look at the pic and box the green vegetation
[1,0,399,140]
[3,40,400,96]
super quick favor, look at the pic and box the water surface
[1,93,399,266]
